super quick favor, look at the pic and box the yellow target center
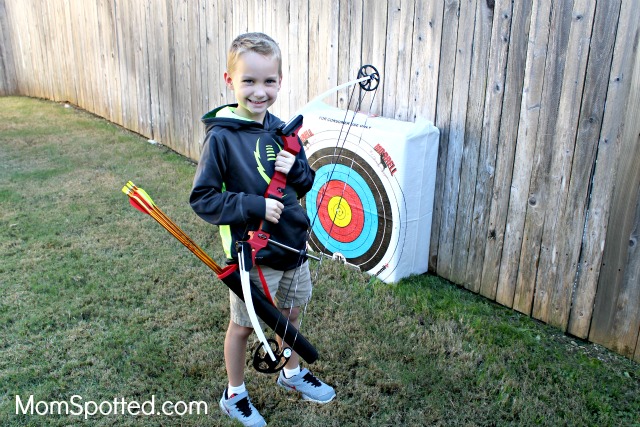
[327,196,352,227]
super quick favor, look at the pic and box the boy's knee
[227,321,253,340]
[281,306,300,322]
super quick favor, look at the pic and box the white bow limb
[238,245,276,362]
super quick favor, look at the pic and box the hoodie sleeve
[190,132,265,225]
[285,138,316,199]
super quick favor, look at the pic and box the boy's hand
[274,151,296,175]
[264,198,284,224]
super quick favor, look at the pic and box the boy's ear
[224,72,233,90]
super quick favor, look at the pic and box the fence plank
[155,0,173,146]
[479,0,531,300]
[84,1,101,115]
[624,191,640,363]
[185,0,202,158]
[59,0,75,102]
[26,3,40,97]
[195,0,209,140]
[531,0,596,327]
[0,0,18,95]
[382,0,414,121]
[63,1,81,107]
[437,0,477,281]
[510,0,573,315]
[115,0,136,130]
[568,0,639,339]
[94,0,110,120]
[61,0,79,106]
[543,0,620,330]
[494,0,552,308]
[24,2,42,98]
[135,1,152,138]
[452,0,493,291]
[589,38,640,358]
[407,0,442,123]
[360,0,386,116]
[173,0,190,146]
[144,0,158,140]
[429,0,458,272]
[39,2,57,101]
[434,0,465,278]
[309,0,339,107]
[337,0,363,111]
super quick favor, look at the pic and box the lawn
[1,96,638,426]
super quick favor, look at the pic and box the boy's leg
[220,320,267,427]
[224,320,252,387]
[275,305,335,404]
[277,306,300,369]
[273,263,336,404]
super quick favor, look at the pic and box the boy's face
[224,51,281,123]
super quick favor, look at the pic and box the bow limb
[295,75,372,116]
[238,242,276,361]
[294,65,380,117]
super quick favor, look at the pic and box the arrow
[121,182,320,366]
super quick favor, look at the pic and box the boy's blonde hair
[227,32,282,77]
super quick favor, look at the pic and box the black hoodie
[190,104,315,270]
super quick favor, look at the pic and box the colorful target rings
[304,147,392,272]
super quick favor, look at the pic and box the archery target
[302,130,407,279]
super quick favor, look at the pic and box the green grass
[1,96,639,426]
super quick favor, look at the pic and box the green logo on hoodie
[254,137,282,184]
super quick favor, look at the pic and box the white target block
[299,102,439,283]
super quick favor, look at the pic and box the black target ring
[304,147,392,271]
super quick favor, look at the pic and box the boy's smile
[225,51,281,123]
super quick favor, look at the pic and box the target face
[302,128,407,279]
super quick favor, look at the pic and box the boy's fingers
[264,199,283,223]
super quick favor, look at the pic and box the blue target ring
[306,164,378,258]
[303,146,392,271]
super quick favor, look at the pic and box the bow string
[250,65,380,371]
[304,65,381,263]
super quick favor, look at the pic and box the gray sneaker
[219,389,266,427]
[277,368,336,403]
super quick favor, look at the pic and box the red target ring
[316,181,365,243]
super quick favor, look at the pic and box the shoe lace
[302,372,322,387]
[234,396,253,418]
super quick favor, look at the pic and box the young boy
[190,32,335,427]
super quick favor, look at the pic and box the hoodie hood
[201,104,284,134]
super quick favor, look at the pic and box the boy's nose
[254,85,266,97]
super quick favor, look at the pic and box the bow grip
[265,171,288,201]
[265,115,304,201]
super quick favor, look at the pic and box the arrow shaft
[122,182,319,364]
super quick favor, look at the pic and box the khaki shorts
[230,261,312,328]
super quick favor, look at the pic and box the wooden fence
[0,0,638,362]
